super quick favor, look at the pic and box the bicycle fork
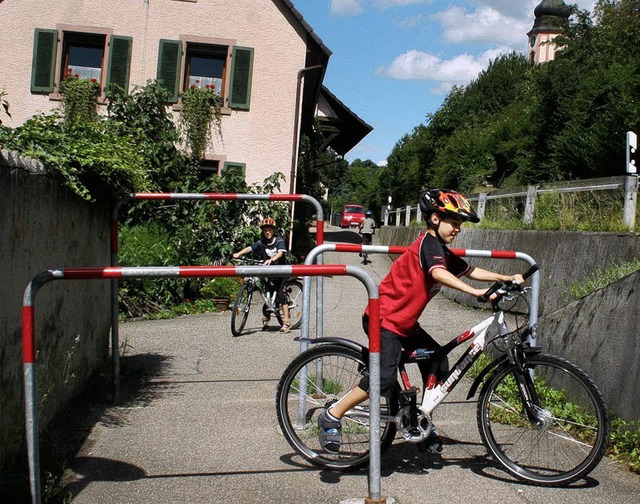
[506,348,548,428]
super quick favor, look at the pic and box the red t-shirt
[366,232,470,336]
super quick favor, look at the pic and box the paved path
[64,227,639,503]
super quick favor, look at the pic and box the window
[198,159,220,180]
[196,160,245,180]
[157,38,253,109]
[62,32,105,82]
[221,161,246,178]
[31,27,132,95]
[185,43,225,96]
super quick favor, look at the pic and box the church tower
[527,0,571,65]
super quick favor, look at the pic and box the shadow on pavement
[323,230,363,244]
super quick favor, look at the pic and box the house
[0,0,371,188]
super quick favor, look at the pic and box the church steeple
[527,0,571,64]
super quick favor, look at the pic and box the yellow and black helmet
[259,217,277,229]
[419,189,480,223]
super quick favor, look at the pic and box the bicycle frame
[413,311,506,416]
[244,276,280,312]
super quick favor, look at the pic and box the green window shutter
[31,29,58,93]
[228,46,254,110]
[222,161,246,177]
[106,35,132,92]
[156,39,182,103]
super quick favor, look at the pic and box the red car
[341,204,365,228]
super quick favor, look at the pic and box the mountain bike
[359,231,373,265]
[275,265,610,486]
[230,258,304,336]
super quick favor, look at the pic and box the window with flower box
[157,38,253,110]
[31,27,132,96]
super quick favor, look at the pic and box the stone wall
[0,151,111,468]
[379,225,640,420]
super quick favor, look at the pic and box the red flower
[195,79,200,84]
[74,74,79,78]
[190,85,196,89]
[91,78,97,83]
[66,67,73,75]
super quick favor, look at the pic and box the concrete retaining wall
[379,225,640,420]
[0,151,111,468]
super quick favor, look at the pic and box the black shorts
[360,315,443,396]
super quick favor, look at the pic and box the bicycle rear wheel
[230,283,252,336]
[477,353,609,486]
[276,344,397,470]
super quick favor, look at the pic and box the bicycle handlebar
[230,257,264,266]
[476,264,539,303]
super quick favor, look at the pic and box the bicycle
[230,258,304,337]
[359,231,373,265]
[276,265,610,486]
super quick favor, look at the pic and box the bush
[200,277,240,300]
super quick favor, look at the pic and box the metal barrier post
[110,193,324,400]
[302,243,540,347]
[21,263,380,504]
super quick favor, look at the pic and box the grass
[564,257,640,301]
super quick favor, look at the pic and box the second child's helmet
[365,210,373,216]
[419,189,480,224]
[259,217,277,229]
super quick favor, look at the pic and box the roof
[316,86,373,156]
[529,0,571,34]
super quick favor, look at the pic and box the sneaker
[419,429,443,454]
[318,408,342,453]
[279,323,291,333]
[261,316,270,331]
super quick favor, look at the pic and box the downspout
[289,65,324,249]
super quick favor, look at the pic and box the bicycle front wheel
[278,279,303,330]
[276,344,397,470]
[230,283,252,336]
[477,353,609,486]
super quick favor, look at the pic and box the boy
[359,210,376,249]
[232,217,291,332]
[318,189,524,453]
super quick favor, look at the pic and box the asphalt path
[64,227,640,503]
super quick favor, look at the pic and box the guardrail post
[524,185,537,226]
[624,175,638,230]
[404,205,411,226]
[477,193,487,221]
[395,209,401,226]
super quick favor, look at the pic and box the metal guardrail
[384,175,639,229]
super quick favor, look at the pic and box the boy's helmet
[365,210,372,216]
[259,217,276,229]
[419,189,480,223]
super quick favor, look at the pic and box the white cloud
[380,47,508,90]
[330,0,363,17]
[433,6,530,46]
[373,0,433,8]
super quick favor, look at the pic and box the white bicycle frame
[419,312,506,415]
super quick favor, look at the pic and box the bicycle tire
[477,353,609,486]
[274,279,303,330]
[276,344,398,470]
[230,283,252,337]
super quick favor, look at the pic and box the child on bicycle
[318,188,524,453]
[358,210,376,252]
[232,217,292,333]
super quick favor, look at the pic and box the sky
[292,0,596,165]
